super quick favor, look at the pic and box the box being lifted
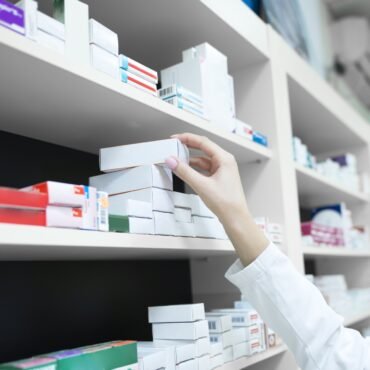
[100,139,189,172]
[149,303,205,323]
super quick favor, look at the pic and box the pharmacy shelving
[0,223,235,261]
[303,246,370,258]
[295,163,370,207]
[0,27,271,165]
[220,345,288,370]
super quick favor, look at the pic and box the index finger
[172,133,225,159]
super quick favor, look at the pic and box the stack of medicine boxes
[255,217,284,247]
[149,304,211,370]
[119,54,158,96]
[89,19,119,80]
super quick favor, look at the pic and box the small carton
[152,320,209,341]
[176,359,196,370]
[0,358,56,370]
[212,309,261,327]
[193,216,227,240]
[90,44,119,79]
[89,19,118,55]
[100,139,189,173]
[46,206,83,228]
[138,342,175,370]
[205,313,232,333]
[90,165,173,195]
[210,353,223,370]
[16,0,37,40]
[119,54,158,84]
[159,84,203,107]
[163,96,204,118]
[120,69,157,96]
[210,330,234,348]
[234,300,253,310]
[174,221,195,237]
[233,341,249,360]
[267,328,277,348]
[210,342,223,357]
[197,355,210,370]
[222,346,233,364]
[138,348,167,370]
[173,192,193,209]
[174,207,192,223]
[246,338,262,356]
[36,29,65,55]
[153,211,177,236]
[253,131,268,147]
[97,191,109,232]
[149,303,205,323]
[0,187,47,210]
[193,337,211,357]
[191,196,215,218]
[0,208,45,226]
[153,340,196,364]
[37,11,65,40]
[0,0,25,35]
[22,181,85,207]
[109,215,154,234]
[110,188,174,213]
[234,118,253,141]
[109,199,152,219]
[233,325,261,344]
[82,186,97,230]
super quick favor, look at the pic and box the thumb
[165,156,204,192]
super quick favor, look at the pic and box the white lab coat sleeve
[225,243,370,370]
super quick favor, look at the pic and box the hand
[165,133,269,266]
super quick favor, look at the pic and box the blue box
[253,131,268,147]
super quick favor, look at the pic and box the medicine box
[22,181,85,207]
[90,165,173,195]
[159,85,203,107]
[174,207,192,223]
[110,188,174,213]
[109,215,154,234]
[138,342,175,370]
[163,96,204,118]
[210,342,223,357]
[90,44,119,80]
[222,346,233,364]
[205,313,232,333]
[212,309,260,327]
[82,186,97,230]
[176,359,196,370]
[233,325,261,344]
[149,303,205,323]
[100,139,189,173]
[0,357,56,370]
[152,340,196,364]
[46,206,83,228]
[234,300,253,310]
[0,187,47,210]
[152,320,209,341]
[0,208,45,226]
[191,196,215,218]
[197,355,210,370]
[154,211,177,236]
[209,330,234,348]
[234,118,253,141]
[174,221,195,237]
[97,191,109,232]
[193,216,227,239]
[120,69,157,96]
[253,131,268,147]
[154,338,210,358]
[245,338,262,356]
[119,54,158,84]
[138,348,167,370]
[36,29,65,55]
[173,192,193,209]
[233,342,249,360]
[210,353,223,370]
[16,0,37,40]
[89,19,118,55]
[37,11,65,40]
[109,199,152,219]
[0,0,25,35]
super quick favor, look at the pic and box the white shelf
[0,223,235,261]
[220,345,288,370]
[0,27,272,165]
[295,163,369,207]
[303,246,370,258]
[344,309,370,326]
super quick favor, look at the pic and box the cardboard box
[222,346,233,364]
[234,300,253,310]
[22,182,85,207]
[212,309,261,327]
[174,221,195,237]
[16,0,37,40]
[210,353,223,370]
[173,192,193,209]
[174,207,192,223]
[245,338,263,356]
[234,118,253,141]
[253,131,268,147]
[90,44,119,79]
[0,0,24,35]
[163,96,204,118]
[0,187,47,210]
[149,303,205,323]
[119,54,158,84]
[82,186,97,230]
[233,325,261,344]
[154,211,177,236]
[110,188,174,213]
[152,320,209,340]
[159,84,203,107]
[120,69,157,96]
[197,355,210,370]
[138,348,167,370]
[210,342,223,357]
[109,215,154,234]
[0,358,56,370]
[64,0,90,65]
[210,330,234,348]
[109,199,152,219]
[267,328,277,348]
[89,19,118,55]
[176,359,196,370]
[90,165,173,195]
[153,340,196,364]
[193,216,228,240]
[138,342,175,370]
[46,206,83,228]
[36,29,65,55]
[97,191,109,232]
[37,11,65,40]
[206,313,232,334]
[233,342,249,360]
[191,196,215,218]
[0,208,45,226]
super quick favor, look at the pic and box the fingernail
[165,156,179,170]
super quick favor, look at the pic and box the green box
[0,358,56,370]
[109,215,130,233]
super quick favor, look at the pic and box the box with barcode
[159,84,203,107]
[209,330,233,348]
[152,320,209,341]
[149,303,205,323]
[205,313,232,333]
[163,96,204,118]
[212,309,261,327]
[97,191,109,231]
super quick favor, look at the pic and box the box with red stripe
[120,69,157,96]
[119,54,158,85]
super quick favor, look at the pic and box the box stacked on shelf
[149,304,211,369]
[254,217,284,246]
[89,18,119,79]
[0,0,25,35]
[233,118,268,147]
[119,54,158,96]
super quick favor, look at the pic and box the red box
[0,187,48,210]
[0,208,46,226]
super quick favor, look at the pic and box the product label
[0,0,24,34]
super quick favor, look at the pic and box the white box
[234,301,253,310]
[37,11,65,40]
[97,191,109,231]
[206,313,232,333]
[233,342,248,360]
[246,338,263,356]
[149,303,205,323]
[210,342,223,357]
[138,343,175,370]
[174,207,192,223]
[159,84,203,107]
[89,18,118,55]
[270,233,283,244]
[138,348,167,370]
[109,199,152,219]
[153,340,196,364]
[154,211,177,236]
[193,337,211,357]
[197,355,210,370]
[212,309,261,327]
[234,118,252,141]
[100,139,189,172]
[36,29,65,55]
[64,0,90,65]
[90,44,119,79]
[120,54,158,84]
[90,165,173,195]
[222,346,233,364]
[163,96,204,118]
[193,216,228,240]
[191,196,215,218]
[210,331,234,348]
[110,188,174,213]
[152,320,209,340]
[16,0,38,40]
[122,217,154,234]
[120,69,158,96]
[210,353,223,370]
[173,192,193,209]
[176,359,196,370]
[22,181,85,207]
[46,206,83,228]
[233,325,261,344]
[82,186,97,230]
[174,221,195,237]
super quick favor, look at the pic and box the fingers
[190,156,212,172]
[172,133,225,159]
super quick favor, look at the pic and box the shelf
[0,223,235,261]
[0,27,272,165]
[295,163,369,207]
[85,0,269,73]
[220,345,288,370]
[344,309,370,326]
[303,246,370,258]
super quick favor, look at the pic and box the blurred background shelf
[303,246,370,258]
